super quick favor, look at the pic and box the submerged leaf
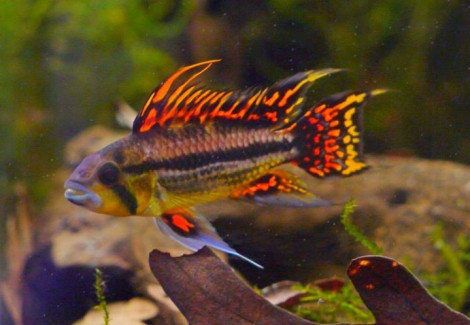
[261,280,306,308]
[348,256,470,325]
[149,247,314,325]
[149,248,470,325]
[313,276,346,293]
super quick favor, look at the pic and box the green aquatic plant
[0,0,195,209]
[284,200,379,323]
[340,199,383,255]
[289,203,470,321]
[291,282,374,323]
[93,268,109,325]
[339,201,470,316]
[424,224,470,314]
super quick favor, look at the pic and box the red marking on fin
[172,214,195,233]
[231,170,330,207]
[133,61,339,133]
[231,171,307,199]
[284,90,384,177]
[162,209,197,236]
[155,209,264,268]
[139,108,157,132]
[263,92,279,106]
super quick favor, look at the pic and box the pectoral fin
[230,170,330,207]
[154,208,263,269]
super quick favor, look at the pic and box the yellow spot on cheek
[128,173,157,215]
[91,183,130,216]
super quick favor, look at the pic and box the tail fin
[284,89,385,177]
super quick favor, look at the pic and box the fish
[64,59,385,268]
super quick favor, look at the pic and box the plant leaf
[149,247,315,325]
[149,248,470,325]
[260,280,306,308]
[348,256,470,325]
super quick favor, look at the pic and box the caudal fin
[284,89,386,177]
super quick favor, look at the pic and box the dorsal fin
[133,60,340,134]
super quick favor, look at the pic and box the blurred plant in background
[1,0,469,204]
[1,1,470,323]
[2,0,470,285]
[0,0,194,282]
[0,0,195,206]
[1,0,469,260]
[210,0,469,162]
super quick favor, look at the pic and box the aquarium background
[1,0,470,324]
[2,1,470,205]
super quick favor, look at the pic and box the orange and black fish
[64,60,384,268]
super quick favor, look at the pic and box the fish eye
[98,162,120,186]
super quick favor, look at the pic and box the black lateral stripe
[122,139,294,174]
[112,185,137,214]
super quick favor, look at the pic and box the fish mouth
[64,180,102,209]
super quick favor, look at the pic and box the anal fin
[154,208,263,268]
[230,170,330,207]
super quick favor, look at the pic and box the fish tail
[282,89,386,177]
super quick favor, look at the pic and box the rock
[10,125,470,322]
[74,297,159,325]
[53,126,470,283]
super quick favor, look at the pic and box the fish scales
[121,124,297,195]
[64,60,383,268]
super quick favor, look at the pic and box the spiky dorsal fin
[133,60,340,134]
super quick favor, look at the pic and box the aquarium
[1,1,470,324]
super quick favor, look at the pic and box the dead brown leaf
[149,247,315,325]
[313,276,345,293]
[348,256,470,325]
[149,248,470,325]
[260,280,306,308]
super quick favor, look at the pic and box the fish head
[64,144,156,216]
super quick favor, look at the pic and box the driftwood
[149,248,470,325]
